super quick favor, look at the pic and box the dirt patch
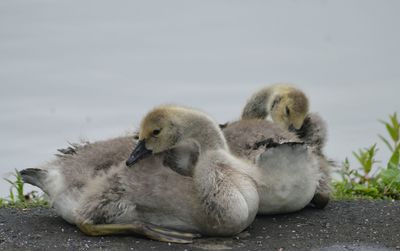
[0,201,399,250]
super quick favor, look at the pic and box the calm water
[0,0,399,196]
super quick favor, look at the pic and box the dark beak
[126,140,153,167]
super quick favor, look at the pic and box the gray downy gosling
[20,105,259,243]
[234,84,332,208]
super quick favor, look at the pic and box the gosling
[20,105,259,243]
[235,84,331,208]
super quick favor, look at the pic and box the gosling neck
[241,87,272,120]
[178,113,228,152]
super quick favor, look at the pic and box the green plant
[4,169,26,204]
[1,169,48,208]
[333,113,400,200]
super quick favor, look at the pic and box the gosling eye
[152,129,161,136]
[285,106,290,116]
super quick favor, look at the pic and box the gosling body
[238,84,332,208]
[222,119,321,214]
[22,137,201,232]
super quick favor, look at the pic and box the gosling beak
[126,140,153,167]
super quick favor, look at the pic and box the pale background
[0,0,399,196]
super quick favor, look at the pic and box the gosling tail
[20,168,48,191]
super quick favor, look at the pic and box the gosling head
[126,107,181,167]
[126,105,226,167]
[269,90,309,131]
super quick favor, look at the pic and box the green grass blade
[3,178,17,189]
[386,123,398,142]
[378,135,394,151]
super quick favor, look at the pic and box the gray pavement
[0,201,399,250]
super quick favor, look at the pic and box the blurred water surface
[0,0,399,196]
